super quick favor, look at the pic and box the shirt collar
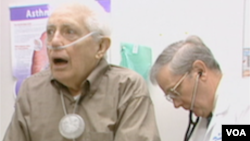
[212,74,231,116]
[50,59,110,96]
[87,59,110,96]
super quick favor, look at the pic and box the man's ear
[191,60,207,81]
[95,37,111,59]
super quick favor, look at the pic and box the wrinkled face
[156,65,210,117]
[46,6,99,87]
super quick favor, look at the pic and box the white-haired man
[3,1,161,141]
[150,35,250,141]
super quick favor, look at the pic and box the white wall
[1,0,17,139]
[1,0,249,141]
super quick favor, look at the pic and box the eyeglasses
[47,32,98,50]
[165,73,188,102]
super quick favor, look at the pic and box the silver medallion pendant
[59,114,85,139]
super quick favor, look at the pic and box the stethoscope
[184,73,201,141]
[184,111,200,141]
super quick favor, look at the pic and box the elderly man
[150,35,250,141]
[3,0,160,141]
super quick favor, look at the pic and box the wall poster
[243,0,250,77]
[10,4,50,98]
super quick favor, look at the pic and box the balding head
[49,0,111,37]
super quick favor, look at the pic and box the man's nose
[50,31,63,48]
[173,99,182,108]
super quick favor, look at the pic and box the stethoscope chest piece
[59,114,85,139]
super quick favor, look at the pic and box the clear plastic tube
[47,32,97,50]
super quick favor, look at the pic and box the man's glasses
[165,73,188,102]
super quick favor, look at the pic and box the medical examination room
[0,0,250,141]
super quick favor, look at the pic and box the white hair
[48,0,112,37]
[150,35,221,84]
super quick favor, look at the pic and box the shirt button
[70,100,76,105]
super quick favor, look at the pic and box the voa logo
[226,129,246,136]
